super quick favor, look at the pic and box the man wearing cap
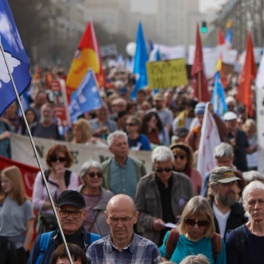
[171,126,189,144]
[185,102,227,152]
[223,111,257,172]
[172,98,198,133]
[150,93,173,134]
[209,166,247,239]
[87,194,162,264]
[28,190,100,264]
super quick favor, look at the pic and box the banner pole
[0,42,74,264]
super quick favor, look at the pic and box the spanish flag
[66,21,105,99]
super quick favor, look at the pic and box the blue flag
[0,0,31,116]
[69,69,103,122]
[211,71,228,116]
[225,28,232,48]
[149,48,161,94]
[131,22,148,99]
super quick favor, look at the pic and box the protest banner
[197,103,221,178]
[50,79,71,127]
[0,156,39,197]
[146,58,188,90]
[152,44,186,60]
[11,134,153,174]
[257,88,264,173]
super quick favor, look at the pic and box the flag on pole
[0,0,31,116]
[69,69,103,122]
[236,32,257,117]
[66,21,105,100]
[131,22,148,99]
[225,20,233,48]
[211,71,227,116]
[197,103,221,177]
[217,29,225,46]
[192,24,209,102]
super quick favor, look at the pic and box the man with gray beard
[209,167,247,240]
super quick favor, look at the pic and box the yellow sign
[146,58,188,90]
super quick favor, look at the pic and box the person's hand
[100,126,109,134]
[208,102,214,114]
[230,138,236,147]
[153,218,166,231]
[54,163,65,181]
[253,144,258,152]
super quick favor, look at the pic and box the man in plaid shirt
[86,194,162,264]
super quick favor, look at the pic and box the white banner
[11,134,153,174]
[153,44,186,60]
[256,54,264,89]
[257,89,264,173]
[197,103,221,178]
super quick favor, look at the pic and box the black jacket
[210,199,248,240]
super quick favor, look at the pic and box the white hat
[223,111,238,121]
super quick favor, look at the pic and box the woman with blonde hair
[72,118,107,147]
[180,254,210,264]
[0,166,34,264]
[160,196,226,264]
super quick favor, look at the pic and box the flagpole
[0,42,74,264]
[198,71,202,101]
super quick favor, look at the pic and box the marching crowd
[0,66,263,264]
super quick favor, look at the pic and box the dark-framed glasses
[109,216,134,224]
[185,218,209,227]
[88,172,103,178]
[57,208,84,218]
[155,167,173,173]
[50,156,67,163]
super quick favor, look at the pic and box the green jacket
[101,156,146,190]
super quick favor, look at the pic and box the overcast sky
[200,0,228,12]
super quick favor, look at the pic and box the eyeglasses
[88,172,103,178]
[50,157,67,163]
[155,167,173,173]
[57,209,84,218]
[174,155,186,160]
[109,216,134,224]
[185,218,209,227]
[126,123,137,126]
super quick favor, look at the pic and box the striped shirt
[86,234,162,264]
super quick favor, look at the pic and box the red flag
[217,29,225,45]
[236,32,257,117]
[66,21,105,99]
[192,24,209,102]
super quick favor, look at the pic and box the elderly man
[31,103,64,140]
[223,111,257,172]
[86,194,162,264]
[28,191,100,264]
[135,146,194,246]
[102,130,146,200]
[200,142,235,197]
[89,104,118,138]
[209,166,248,239]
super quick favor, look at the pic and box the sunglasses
[50,157,67,162]
[88,172,103,178]
[185,218,209,227]
[155,167,173,173]
[174,155,186,160]
[126,123,137,126]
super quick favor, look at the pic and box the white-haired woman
[76,161,114,237]
[179,254,209,264]
[243,170,264,184]
[226,181,264,264]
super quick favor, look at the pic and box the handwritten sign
[146,58,188,89]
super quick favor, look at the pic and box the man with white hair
[102,130,146,200]
[135,146,194,246]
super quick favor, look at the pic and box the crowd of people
[0,65,263,264]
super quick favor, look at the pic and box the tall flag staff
[0,1,73,263]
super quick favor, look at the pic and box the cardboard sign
[146,58,188,89]
[50,79,71,127]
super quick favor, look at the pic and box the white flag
[197,103,221,178]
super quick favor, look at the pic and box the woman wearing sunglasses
[126,115,151,151]
[160,196,226,264]
[32,144,79,234]
[170,143,202,195]
[76,160,113,236]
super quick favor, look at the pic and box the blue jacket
[28,227,100,264]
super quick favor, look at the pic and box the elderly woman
[76,161,113,237]
[170,143,202,195]
[243,170,264,184]
[226,181,264,263]
[180,254,209,264]
[33,144,79,233]
[160,196,226,264]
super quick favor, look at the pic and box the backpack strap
[36,231,53,264]
[210,232,222,262]
[234,225,246,261]
[42,170,71,188]
[165,228,180,259]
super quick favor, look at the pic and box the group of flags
[0,0,259,121]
